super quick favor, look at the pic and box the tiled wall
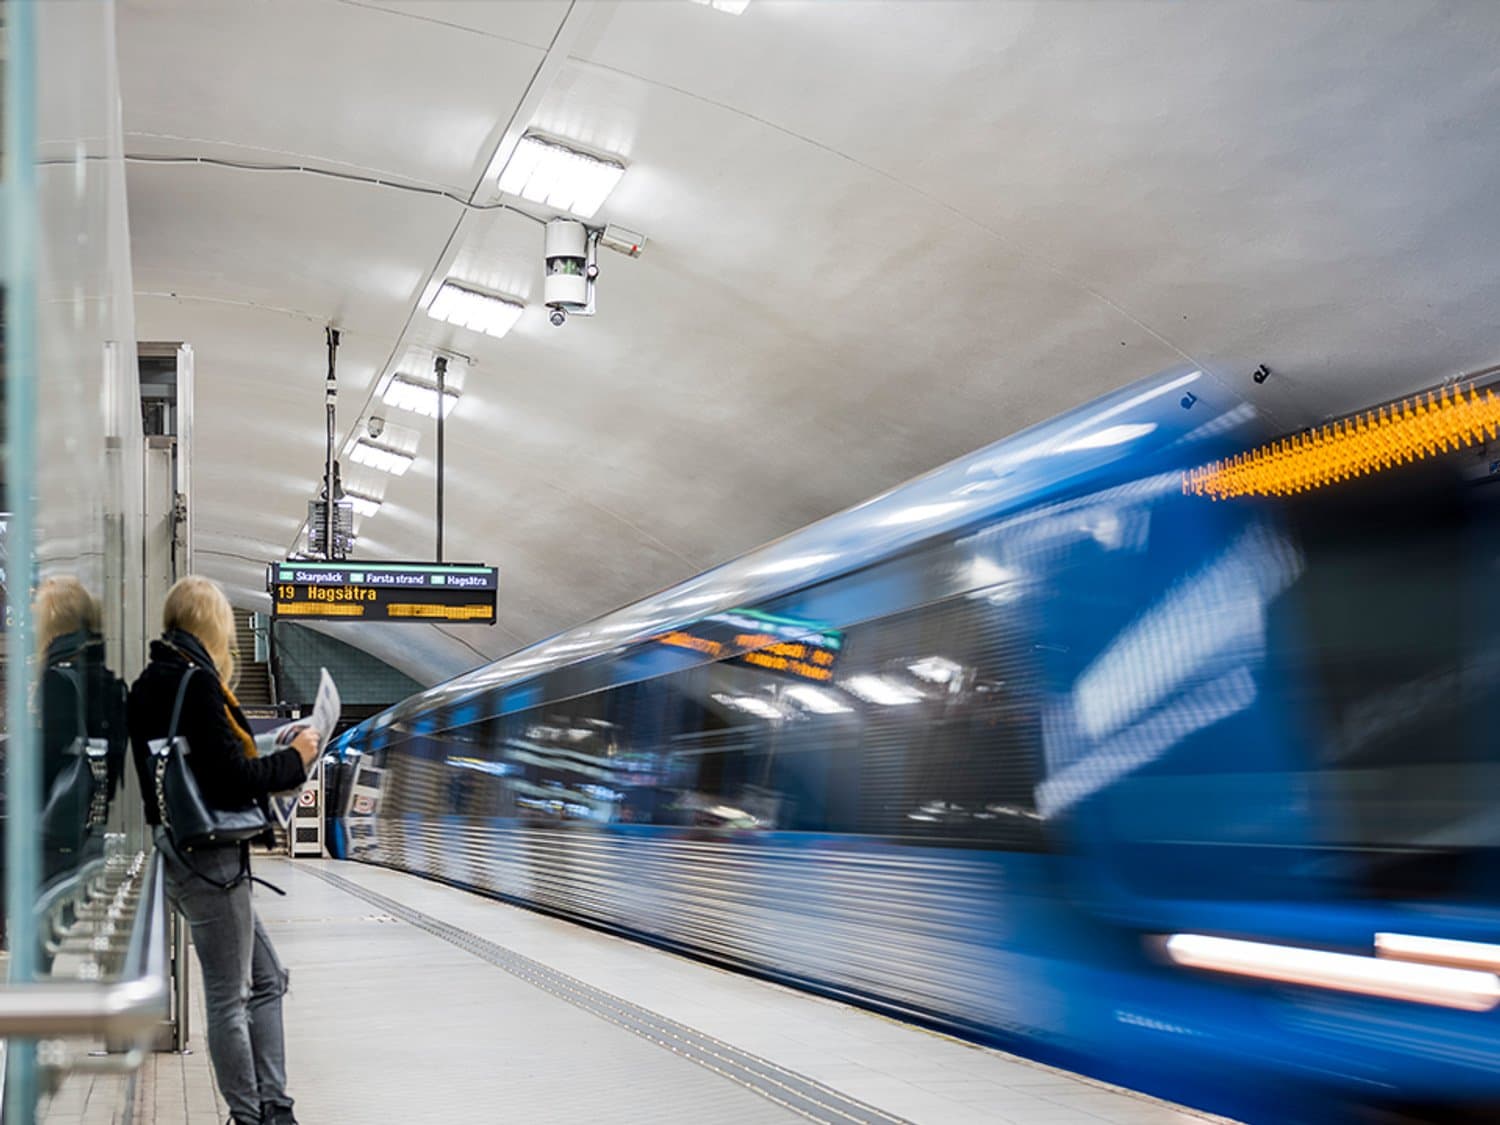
[273,621,423,708]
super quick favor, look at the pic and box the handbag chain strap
[56,663,112,829]
[86,754,110,828]
[154,668,197,835]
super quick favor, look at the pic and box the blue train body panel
[326,367,1500,1124]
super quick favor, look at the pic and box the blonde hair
[34,576,101,659]
[163,575,238,685]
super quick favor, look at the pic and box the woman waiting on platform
[127,576,319,1125]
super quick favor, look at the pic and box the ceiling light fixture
[497,133,625,220]
[383,373,460,419]
[427,281,525,338]
[689,0,751,12]
[349,438,415,476]
[345,491,383,518]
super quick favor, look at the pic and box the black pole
[435,354,447,563]
[325,327,340,560]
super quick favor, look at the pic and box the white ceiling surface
[121,0,1500,686]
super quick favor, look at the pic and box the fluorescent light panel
[783,685,851,715]
[842,675,924,706]
[346,492,382,518]
[383,373,460,419]
[710,692,783,720]
[350,439,414,476]
[690,0,751,12]
[427,281,524,338]
[497,134,625,220]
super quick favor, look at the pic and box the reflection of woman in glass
[35,576,128,883]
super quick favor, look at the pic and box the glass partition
[3,0,151,1118]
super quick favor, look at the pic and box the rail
[0,848,170,1038]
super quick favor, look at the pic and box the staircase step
[232,609,273,707]
[236,664,273,706]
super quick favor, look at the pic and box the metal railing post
[172,912,190,1052]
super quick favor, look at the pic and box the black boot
[262,1104,298,1125]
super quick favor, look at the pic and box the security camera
[367,415,386,439]
[543,218,599,323]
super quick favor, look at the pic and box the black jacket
[127,630,306,831]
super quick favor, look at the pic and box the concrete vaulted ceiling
[119,0,1500,686]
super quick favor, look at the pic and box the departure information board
[268,561,498,624]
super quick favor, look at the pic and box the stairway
[233,608,275,708]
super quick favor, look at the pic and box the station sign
[268,561,498,624]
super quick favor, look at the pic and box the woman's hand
[291,727,321,771]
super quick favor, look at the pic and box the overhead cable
[119,153,545,221]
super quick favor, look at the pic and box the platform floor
[134,857,1233,1125]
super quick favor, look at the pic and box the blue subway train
[326,366,1500,1124]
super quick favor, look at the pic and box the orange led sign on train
[1184,381,1500,501]
[654,610,844,683]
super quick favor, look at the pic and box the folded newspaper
[254,668,341,829]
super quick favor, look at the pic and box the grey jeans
[157,830,293,1124]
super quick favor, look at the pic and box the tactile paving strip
[302,865,914,1125]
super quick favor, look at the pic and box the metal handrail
[0,849,169,1037]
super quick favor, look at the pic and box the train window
[429,529,1045,846]
[494,689,639,826]
[836,590,1044,850]
[640,660,782,829]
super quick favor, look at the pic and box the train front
[1036,380,1500,1122]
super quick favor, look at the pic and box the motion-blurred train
[326,366,1500,1124]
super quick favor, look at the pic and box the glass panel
[5,0,46,1111]
[3,0,150,1117]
